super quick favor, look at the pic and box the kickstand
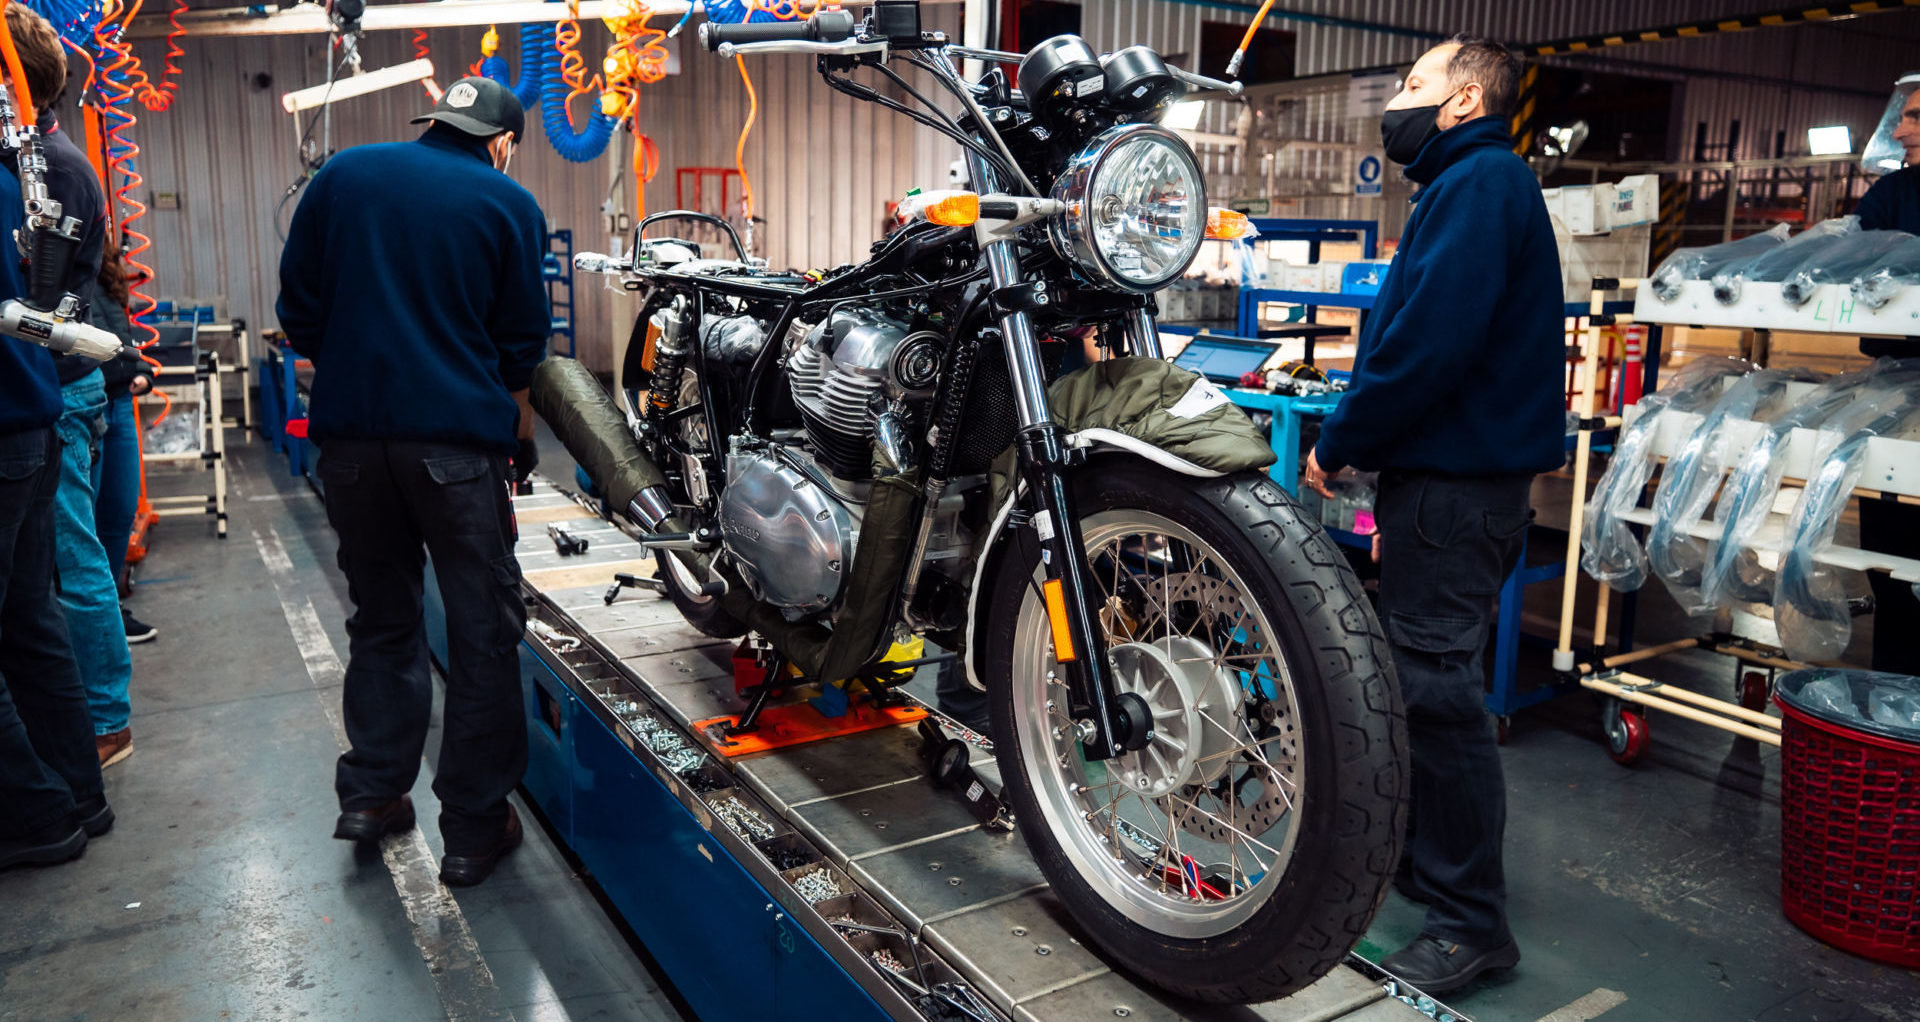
[725,652,790,737]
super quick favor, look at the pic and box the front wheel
[982,461,1407,1003]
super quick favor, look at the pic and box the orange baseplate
[695,698,926,757]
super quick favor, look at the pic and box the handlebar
[700,10,855,51]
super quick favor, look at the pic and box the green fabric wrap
[529,358,671,522]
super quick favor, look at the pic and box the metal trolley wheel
[1603,697,1651,766]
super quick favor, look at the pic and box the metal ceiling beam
[124,0,956,40]
[1527,0,1920,56]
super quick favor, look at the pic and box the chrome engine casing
[787,307,941,478]
[717,446,853,614]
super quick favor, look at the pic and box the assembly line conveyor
[423,479,1447,1022]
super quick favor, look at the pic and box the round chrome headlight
[1049,124,1207,293]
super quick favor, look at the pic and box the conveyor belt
[509,482,1451,1022]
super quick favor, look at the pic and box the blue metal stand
[545,229,577,358]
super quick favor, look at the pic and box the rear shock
[647,294,694,418]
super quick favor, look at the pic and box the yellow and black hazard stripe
[1651,180,1690,265]
[1510,65,1541,156]
[1529,0,1920,57]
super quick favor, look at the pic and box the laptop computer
[1172,334,1282,386]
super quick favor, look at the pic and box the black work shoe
[76,798,115,837]
[440,805,522,887]
[1381,933,1520,994]
[123,611,157,644]
[0,821,88,870]
[334,795,416,843]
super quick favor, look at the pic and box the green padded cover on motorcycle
[528,358,674,525]
[989,356,1276,508]
[717,467,923,684]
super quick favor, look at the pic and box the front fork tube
[980,229,1142,760]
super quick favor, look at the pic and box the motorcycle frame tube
[966,146,1132,761]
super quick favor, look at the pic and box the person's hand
[1372,532,1382,564]
[1303,448,1336,499]
[512,436,538,483]
[129,375,152,397]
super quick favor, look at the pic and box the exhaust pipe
[529,357,684,533]
[529,359,724,596]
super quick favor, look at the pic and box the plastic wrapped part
[1850,234,1920,309]
[1711,217,1858,306]
[1774,374,1920,662]
[1581,356,1757,591]
[1777,668,1920,743]
[528,357,678,529]
[1861,72,1920,177]
[701,315,769,367]
[1699,368,1881,610]
[1648,368,1821,616]
[1780,230,1916,307]
[1649,224,1789,302]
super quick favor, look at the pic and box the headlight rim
[1048,122,1207,294]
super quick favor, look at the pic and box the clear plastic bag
[1650,224,1789,303]
[1850,234,1920,309]
[1775,371,1920,662]
[1648,368,1821,616]
[1699,368,1882,610]
[1778,668,1920,742]
[700,315,769,366]
[1781,229,1915,307]
[1582,356,1757,591]
[1711,217,1858,305]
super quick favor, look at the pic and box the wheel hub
[1106,637,1244,798]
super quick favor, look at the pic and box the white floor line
[253,523,516,1022]
[1534,987,1629,1022]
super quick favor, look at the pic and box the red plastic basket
[1778,698,1920,967]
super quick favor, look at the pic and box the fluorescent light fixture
[1807,124,1853,156]
[1163,100,1205,131]
[281,58,435,113]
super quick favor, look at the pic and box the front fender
[961,431,1232,694]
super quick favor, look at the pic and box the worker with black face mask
[1301,35,1564,995]
[277,76,549,887]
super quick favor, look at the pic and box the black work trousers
[0,427,102,838]
[1859,496,1920,676]
[317,440,528,854]
[1375,469,1533,949]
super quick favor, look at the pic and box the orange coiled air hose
[94,5,159,351]
[413,29,442,101]
[555,2,600,130]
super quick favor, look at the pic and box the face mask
[494,139,515,174]
[1380,89,1460,166]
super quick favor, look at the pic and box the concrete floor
[3,430,1919,1021]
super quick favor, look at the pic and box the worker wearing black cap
[277,76,549,886]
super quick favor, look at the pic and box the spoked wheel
[983,462,1406,1003]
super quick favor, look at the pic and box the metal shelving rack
[546,228,577,357]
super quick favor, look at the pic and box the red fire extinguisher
[1618,326,1644,410]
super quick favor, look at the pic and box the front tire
[982,461,1406,1003]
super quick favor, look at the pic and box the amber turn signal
[1205,207,1256,240]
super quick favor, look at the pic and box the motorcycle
[533,4,1407,1003]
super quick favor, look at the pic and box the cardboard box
[1605,174,1658,229]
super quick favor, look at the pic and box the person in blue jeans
[52,360,136,767]
[87,245,155,644]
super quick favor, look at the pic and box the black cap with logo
[410,76,525,143]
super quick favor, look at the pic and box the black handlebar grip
[702,9,856,50]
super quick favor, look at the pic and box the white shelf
[1632,279,1920,336]
[1629,388,1920,499]
[1612,506,1920,584]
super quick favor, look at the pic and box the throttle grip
[700,10,855,51]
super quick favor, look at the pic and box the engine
[787,306,942,479]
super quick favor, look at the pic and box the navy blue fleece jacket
[276,126,549,454]
[1316,115,1566,476]
[0,156,58,434]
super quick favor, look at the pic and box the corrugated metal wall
[119,0,1920,367]
[122,9,958,369]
